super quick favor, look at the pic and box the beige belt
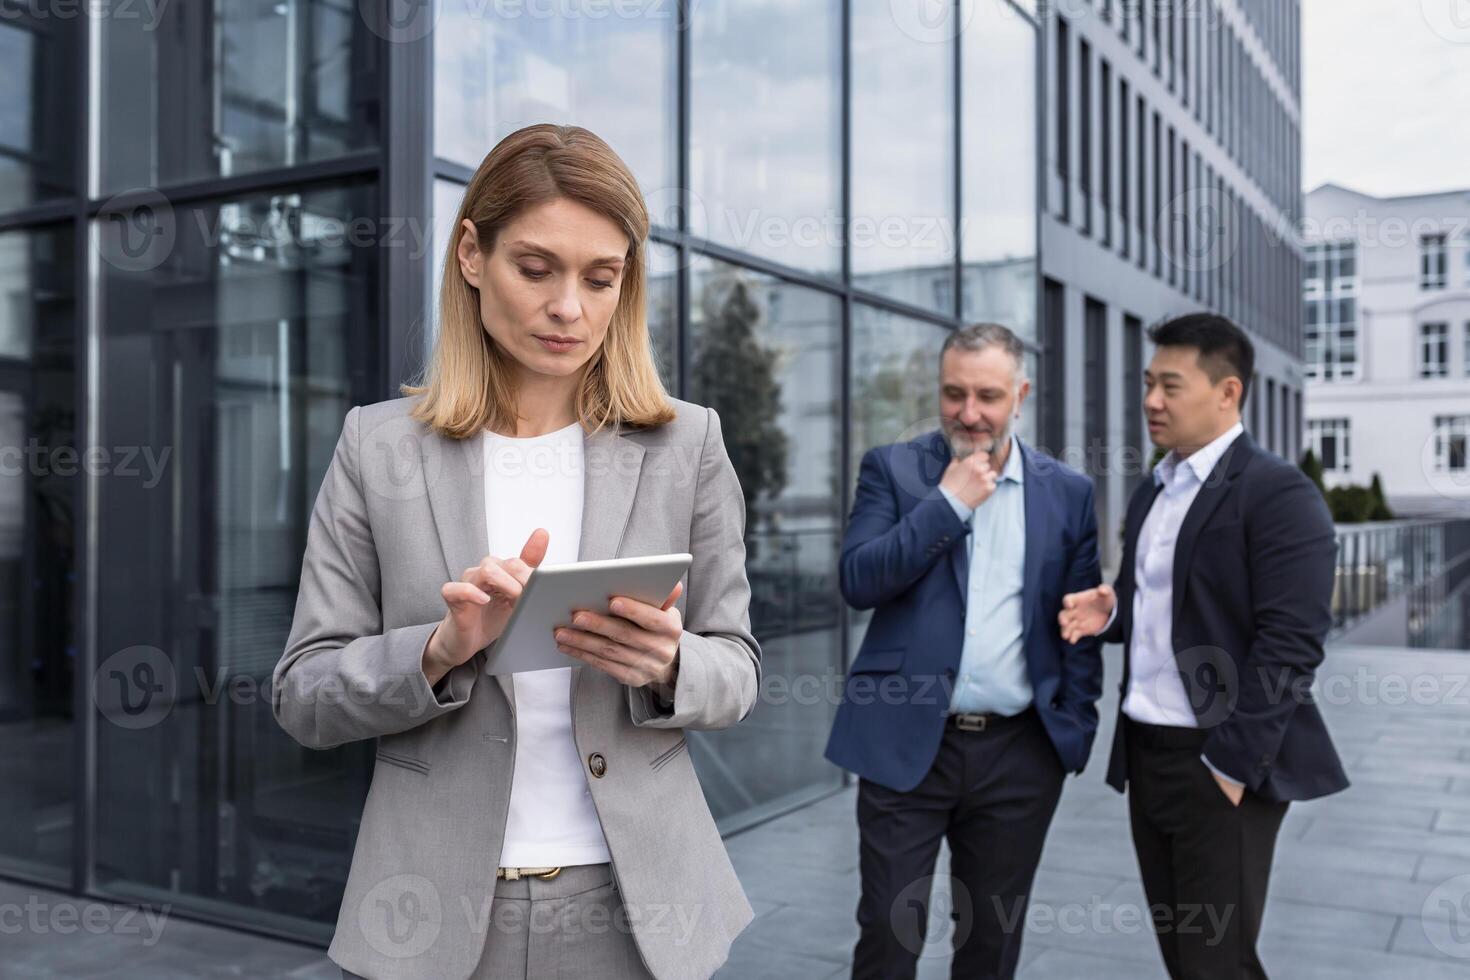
[496,866,562,881]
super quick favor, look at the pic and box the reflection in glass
[848,304,950,650]
[645,240,678,390]
[961,0,1039,340]
[96,1,378,192]
[0,225,76,882]
[688,259,842,824]
[691,0,841,275]
[93,183,377,931]
[434,0,676,213]
[851,1,956,313]
[0,13,77,210]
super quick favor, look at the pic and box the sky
[1302,0,1470,197]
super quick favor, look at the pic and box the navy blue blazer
[1102,431,1350,802]
[824,430,1105,793]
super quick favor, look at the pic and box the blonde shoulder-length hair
[402,124,676,440]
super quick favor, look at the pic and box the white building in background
[1303,184,1470,517]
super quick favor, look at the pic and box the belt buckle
[500,866,563,881]
[955,713,988,732]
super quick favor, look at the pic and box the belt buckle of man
[952,712,991,732]
[497,866,563,881]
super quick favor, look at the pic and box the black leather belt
[947,708,1030,732]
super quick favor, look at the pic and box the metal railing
[1332,518,1470,648]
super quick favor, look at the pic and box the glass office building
[0,0,1038,941]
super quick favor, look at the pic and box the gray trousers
[341,863,655,980]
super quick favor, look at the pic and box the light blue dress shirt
[938,436,1033,716]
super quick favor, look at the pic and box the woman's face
[457,196,629,382]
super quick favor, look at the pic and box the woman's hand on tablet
[553,582,685,700]
[422,528,549,686]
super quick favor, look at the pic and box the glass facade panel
[92,183,378,929]
[96,1,379,192]
[687,259,844,822]
[434,0,676,208]
[0,12,77,209]
[0,224,76,883]
[848,303,950,649]
[850,1,956,312]
[691,0,842,275]
[961,0,1039,341]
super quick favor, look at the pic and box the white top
[1121,421,1245,728]
[484,421,612,868]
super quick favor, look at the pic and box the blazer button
[588,753,608,779]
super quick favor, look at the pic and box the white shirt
[1121,422,1244,729]
[484,421,612,868]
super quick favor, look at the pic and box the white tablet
[483,553,694,675]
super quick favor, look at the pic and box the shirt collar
[1153,421,1244,488]
[998,435,1024,485]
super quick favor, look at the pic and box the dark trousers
[1124,717,1289,980]
[852,708,1065,980]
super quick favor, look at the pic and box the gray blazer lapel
[570,424,646,710]
[423,430,523,710]
[579,425,646,562]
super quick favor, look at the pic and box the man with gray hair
[826,322,1105,978]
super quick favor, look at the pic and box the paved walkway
[7,643,1470,978]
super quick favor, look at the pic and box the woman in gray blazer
[273,124,760,980]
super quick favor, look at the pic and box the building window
[1421,233,1448,290]
[1100,59,1112,246]
[1124,313,1144,492]
[1420,322,1449,378]
[1119,76,1130,257]
[1266,377,1277,453]
[1080,38,1093,235]
[1137,95,1147,269]
[1308,418,1351,473]
[1303,242,1359,381]
[1434,416,1470,472]
[1056,15,1071,223]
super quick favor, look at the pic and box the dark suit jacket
[1102,430,1350,803]
[824,430,1104,793]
